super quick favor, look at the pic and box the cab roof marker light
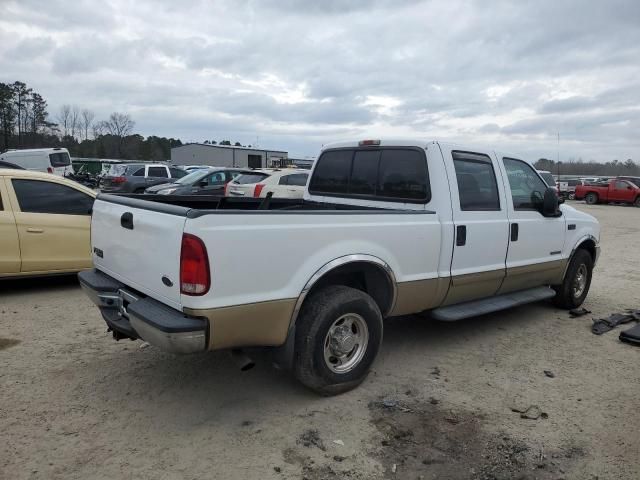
[359,140,381,146]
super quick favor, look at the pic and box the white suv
[225,169,309,198]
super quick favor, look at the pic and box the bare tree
[91,120,106,139]
[81,109,95,141]
[70,105,80,140]
[57,104,71,137]
[103,112,135,157]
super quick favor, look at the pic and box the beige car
[0,169,96,278]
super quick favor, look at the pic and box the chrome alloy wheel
[323,313,369,373]
[573,264,588,298]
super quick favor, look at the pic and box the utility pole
[557,132,560,177]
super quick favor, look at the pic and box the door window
[132,167,145,177]
[614,181,628,190]
[169,167,187,178]
[148,167,168,178]
[286,173,309,186]
[452,152,500,211]
[12,179,94,215]
[206,172,226,185]
[502,158,548,210]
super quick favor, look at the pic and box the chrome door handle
[26,228,44,233]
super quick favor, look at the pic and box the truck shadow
[0,274,79,296]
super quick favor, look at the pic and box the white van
[0,148,72,176]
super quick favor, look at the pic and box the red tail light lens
[47,167,53,173]
[253,184,265,197]
[112,176,126,184]
[180,233,210,296]
[224,182,230,196]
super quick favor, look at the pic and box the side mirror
[542,187,560,217]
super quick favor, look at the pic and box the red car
[575,178,640,206]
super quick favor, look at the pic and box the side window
[378,149,429,200]
[615,181,628,189]
[132,168,145,177]
[207,172,226,185]
[452,151,500,211]
[308,149,351,194]
[278,175,289,186]
[286,174,309,186]
[11,179,94,215]
[148,167,168,178]
[502,158,548,210]
[169,167,187,178]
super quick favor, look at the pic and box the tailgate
[91,196,187,310]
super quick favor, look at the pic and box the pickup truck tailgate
[91,197,187,310]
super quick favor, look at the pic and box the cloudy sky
[2,0,639,160]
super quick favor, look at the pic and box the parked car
[617,176,640,188]
[100,163,187,193]
[0,169,96,278]
[0,148,72,176]
[226,169,309,198]
[80,139,600,395]
[565,178,587,200]
[0,160,25,170]
[179,165,212,173]
[145,167,251,195]
[575,178,640,206]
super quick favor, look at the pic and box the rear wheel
[553,249,593,309]
[585,192,598,205]
[294,285,383,395]
[634,197,640,207]
[568,192,576,200]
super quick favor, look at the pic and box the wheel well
[576,239,597,262]
[305,261,395,316]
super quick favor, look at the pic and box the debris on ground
[332,439,344,446]
[620,323,640,346]
[298,429,326,451]
[544,370,556,378]
[511,405,548,420]
[273,466,281,473]
[591,312,637,335]
[139,341,150,349]
[569,307,591,317]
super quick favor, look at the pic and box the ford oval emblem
[161,276,174,287]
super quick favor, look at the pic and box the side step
[431,286,556,321]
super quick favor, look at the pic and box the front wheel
[294,285,383,395]
[568,192,576,200]
[553,249,593,309]
[585,192,598,205]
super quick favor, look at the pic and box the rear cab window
[308,148,430,203]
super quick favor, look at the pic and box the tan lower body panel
[498,260,567,295]
[441,269,505,307]
[389,278,450,316]
[184,299,296,351]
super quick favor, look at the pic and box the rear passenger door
[0,179,21,274]
[497,157,566,293]
[440,149,510,306]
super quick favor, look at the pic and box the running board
[431,286,556,321]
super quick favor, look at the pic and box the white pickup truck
[79,139,600,394]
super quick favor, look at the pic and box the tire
[635,197,640,207]
[585,192,598,205]
[133,187,145,194]
[568,192,576,200]
[553,249,593,309]
[294,285,383,395]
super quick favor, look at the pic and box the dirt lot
[1,202,639,480]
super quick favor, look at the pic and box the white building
[171,143,288,169]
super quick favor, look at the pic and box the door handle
[456,225,467,246]
[26,228,44,234]
[510,223,519,242]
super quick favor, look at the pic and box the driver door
[497,156,566,294]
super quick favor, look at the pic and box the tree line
[0,81,183,161]
[535,158,639,177]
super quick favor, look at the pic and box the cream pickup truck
[79,139,600,394]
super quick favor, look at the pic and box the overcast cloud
[1,0,639,160]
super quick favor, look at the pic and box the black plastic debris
[591,313,636,335]
[569,307,591,318]
[620,323,640,346]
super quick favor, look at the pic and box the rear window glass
[539,172,555,187]
[234,173,270,184]
[148,167,168,178]
[49,152,71,167]
[309,148,430,202]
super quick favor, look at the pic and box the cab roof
[0,169,96,196]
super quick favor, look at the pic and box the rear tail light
[253,184,265,197]
[224,182,230,196]
[47,167,53,173]
[112,176,126,184]
[180,233,210,296]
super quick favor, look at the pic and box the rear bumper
[78,269,207,354]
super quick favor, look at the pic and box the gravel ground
[1,202,639,480]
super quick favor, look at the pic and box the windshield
[539,172,555,187]
[234,173,269,184]
[49,152,71,167]
[175,169,212,185]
